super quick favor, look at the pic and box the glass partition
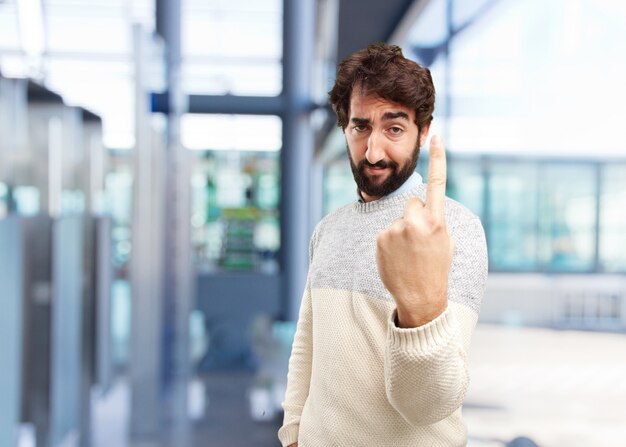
[191,150,280,273]
[183,113,282,273]
[488,161,539,271]
[599,164,626,272]
[0,182,8,218]
[322,159,354,216]
[182,0,282,96]
[447,157,485,219]
[537,164,596,272]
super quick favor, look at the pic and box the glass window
[182,60,281,96]
[447,157,484,219]
[323,158,354,215]
[0,182,7,218]
[0,0,154,148]
[45,59,135,149]
[406,0,448,49]
[488,161,539,271]
[184,114,282,273]
[105,162,133,268]
[405,0,626,158]
[0,182,38,218]
[182,0,282,96]
[0,2,21,52]
[537,164,597,272]
[599,164,626,272]
[46,15,130,54]
[181,114,281,151]
[191,150,280,273]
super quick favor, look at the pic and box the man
[278,43,487,447]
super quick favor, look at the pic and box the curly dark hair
[328,43,435,132]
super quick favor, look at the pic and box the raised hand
[376,135,454,328]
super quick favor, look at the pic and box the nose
[365,130,385,164]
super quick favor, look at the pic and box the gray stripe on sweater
[309,184,488,313]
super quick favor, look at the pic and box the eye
[353,125,369,132]
[388,126,404,135]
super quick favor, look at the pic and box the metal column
[281,0,317,321]
[157,0,193,445]
[130,25,165,441]
[0,217,24,447]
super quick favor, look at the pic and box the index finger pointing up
[426,134,447,217]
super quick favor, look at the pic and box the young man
[278,43,487,447]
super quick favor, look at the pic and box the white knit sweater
[278,183,488,447]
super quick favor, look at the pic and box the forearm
[384,306,470,426]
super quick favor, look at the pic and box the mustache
[359,159,399,170]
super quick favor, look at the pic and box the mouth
[364,164,389,172]
[364,165,390,176]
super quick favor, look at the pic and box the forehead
[348,90,415,121]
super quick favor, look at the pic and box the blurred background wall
[1,0,625,446]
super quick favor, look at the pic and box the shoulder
[314,202,355,234]
[444,196,482,231]
[443,196,487,257]
[309,201,356,252]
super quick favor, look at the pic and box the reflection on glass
[182,0,282,97]
[600,164,626,272]
[105,166,133,268]
[182,61,282,97]
[538,164,596,272]
[0,182,7,217]
[447,158,484,219]
[323,158,353,215]
[191,151,280,273]
[488,162,538,271]
[13,186,40,216]
[181,114,282,151]
[60,190,85,214]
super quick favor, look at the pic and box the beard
[348,138,420,199]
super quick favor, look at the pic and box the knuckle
[426,214,444,232]
[429,173,446,185]
[408,196,424,207]
[387,227,402,241]
[377,230,388,245]
[403,199,422,216]
[404,227,418,241]
[376,231,384,243]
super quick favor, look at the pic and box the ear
[419,123,431,147]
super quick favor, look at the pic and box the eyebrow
[350,111,410,126]
[382,111,409,121]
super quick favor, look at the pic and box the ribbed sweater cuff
[277,424,299,447]
[388,307,455,352]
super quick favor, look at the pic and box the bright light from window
[405,0,626,157]
[181,114,282,151]
[16,0,45,57]
[182,0,283,96]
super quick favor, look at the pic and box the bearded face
[347,137,420,199]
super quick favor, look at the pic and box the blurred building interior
[1,0,626,446]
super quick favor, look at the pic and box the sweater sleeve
[384,215,487,426]
[277,229,319,446]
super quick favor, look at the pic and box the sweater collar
[353,173,426,213]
